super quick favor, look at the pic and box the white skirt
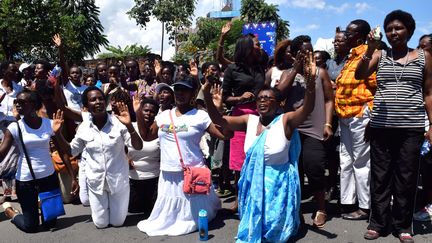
[137,171,221,236]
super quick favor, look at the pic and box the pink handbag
[169,110,211,194]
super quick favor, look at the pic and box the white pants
[339,109,371,209]
[78,165,90,206]
[88,185,130,228]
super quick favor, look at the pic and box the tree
[97,44,152,60]
[128,0,196,43]
[0,0,108,62]
[240,0,289,40]
[173,18,245,64]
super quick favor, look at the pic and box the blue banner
[243,22,277,57]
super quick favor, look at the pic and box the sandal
[313,210,327,228]
[2,202,20,219]
[364,230,380,240]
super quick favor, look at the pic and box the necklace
[391,48,410,100]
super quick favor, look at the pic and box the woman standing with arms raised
[355,10,432,242]
[222,35,264,211]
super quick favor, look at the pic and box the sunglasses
[13,99,30,105]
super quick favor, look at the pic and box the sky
[94,0,431,60]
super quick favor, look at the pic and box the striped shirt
[370,49,425,128]
[335,44,377,118]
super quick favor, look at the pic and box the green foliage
[173,18,245,64]
[0,0,108,62]
[128,0,196,43]
[240,0,289,40]
[97,44,152,60]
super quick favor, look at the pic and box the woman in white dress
[136,76,224,236]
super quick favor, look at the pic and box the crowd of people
[0,8,431,243]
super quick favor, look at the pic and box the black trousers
[128,177,158,217]
[368,127,423,234]
[12,173,59,233]
[299,133,327,192]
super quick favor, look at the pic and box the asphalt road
[1,193,431,243]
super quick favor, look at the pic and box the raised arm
[53,110,72,155]
[113,102,143,150]
[355,30,381,80]
[53,34,69,86]
[276,53,302,98]
[424,51,432,143]
[203,76,248,134]
[217,22,234,69]
[283,51,317,139]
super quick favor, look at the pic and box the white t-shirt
[7,118,55,181]
[270,66,284,88]
[63,81,87,111]
[128,123,160,180]
[0,81,23,116]
[156,108,211,172]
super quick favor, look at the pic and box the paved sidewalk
[1,194,431,243]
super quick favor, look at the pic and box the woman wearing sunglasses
[0,90,78,232]
[203,51,317,242]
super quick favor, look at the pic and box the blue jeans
[12,173,59,233]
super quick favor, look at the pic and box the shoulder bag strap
[16,121,36,181]
[168,109,186,169]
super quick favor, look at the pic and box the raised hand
[132,92,141,114]
[303,50,317,89]
[113,102,131,126]
[52,109,64,134]
[189,59,199,78]
[366,28,382,52]
[155,59,161,75]
[212,83,223,111]
[52,33,62,47]
[221,21,232,36]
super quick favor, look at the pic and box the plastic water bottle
[420,139,431,156]
[198,209,208,241]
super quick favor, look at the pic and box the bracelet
[129,129,137,135]
[324,123,333,129]
[362,54,372,61]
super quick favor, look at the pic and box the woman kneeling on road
[203,51,317,242]
[54,86,143,228]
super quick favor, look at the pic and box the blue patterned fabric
[236,115,301,243]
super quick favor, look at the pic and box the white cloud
[327,3,351,14]
[289,0,326,9]
[291,24,320,35]
[94,0,215,61]
[354,2,371,14]
[286,0,352,14]
[419,22,432,34]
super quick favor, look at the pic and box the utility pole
[161,21,164,59]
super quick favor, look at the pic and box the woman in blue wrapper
[203,51,317,242]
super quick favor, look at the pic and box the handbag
[169,109,211,195]
[0,120,19,179]
[17,121,65,222]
